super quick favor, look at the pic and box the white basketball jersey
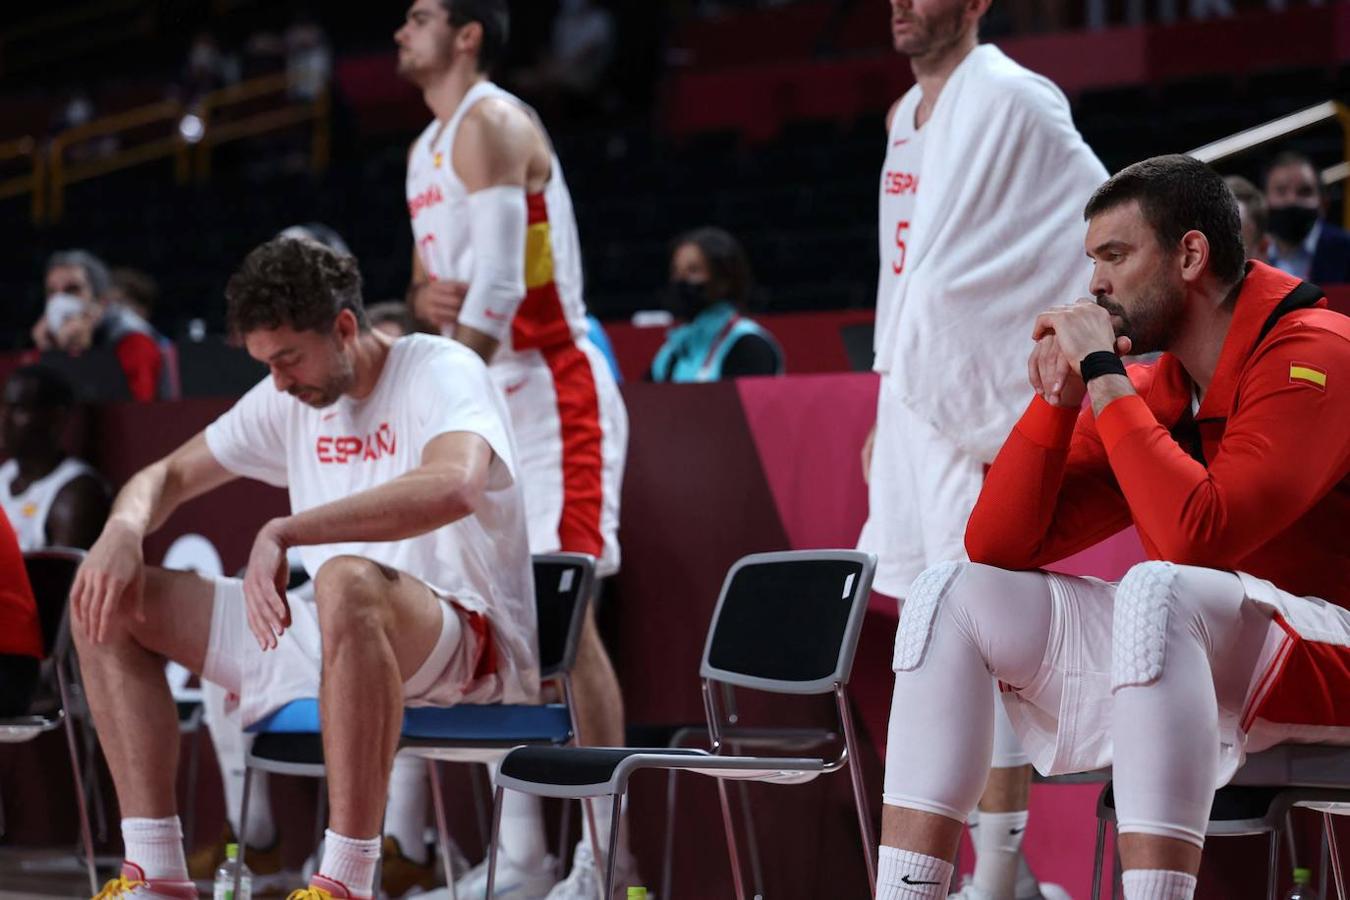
[875,88,927,372]
[406,81,589,364]
[0,457,98,551]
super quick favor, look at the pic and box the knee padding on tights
[894,561,965,672]
[1112,561,1178,691]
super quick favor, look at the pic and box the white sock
[1122,869,1197,899]
[486,760,546,870]
[971,810,1027,900]
[384,755,429,864]
[122,817,189,882]
[580,795,632,865]
[319,829,381,899]
[1015,852,1041,898]
[877,846,953,899]
[206,683,277,849]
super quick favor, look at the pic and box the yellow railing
[192,72,331,181]
[1189,100,1350,229]
[5,72,330,224]
[0,136,44,223]
[49,100,190,222]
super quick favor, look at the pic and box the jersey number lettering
[891,221,910,276]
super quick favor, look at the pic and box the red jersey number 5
[892,221,910,275]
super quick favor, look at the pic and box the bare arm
[241,430,494,649]
[72,432,236,642]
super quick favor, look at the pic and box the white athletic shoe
[451,851,558,899]
[543,843,645,900]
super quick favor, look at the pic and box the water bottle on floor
[1286,866,1312,899]
[214,842,253,900]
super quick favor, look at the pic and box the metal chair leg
[59,666,98,895]
[603,792,623,900]
[1326,811,1347,900]
[1113,830,1124,900]
[81,716,108,843]
[734,778,765,899]
[716,778,748,900]
[485,786,506,899]
[470,761,491,851]
[837,686,878,895]
[427,758,458,900]
[1268,827,1281,900]
[235,765,253,899]
[182,721,202,855]
[1091,816,1106,900]
[661,769,680,900]
[1322,823,1332,900]
[556,796,571,881]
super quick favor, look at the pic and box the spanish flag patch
[1289,362,1328,391]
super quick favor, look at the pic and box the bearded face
[889,0,973,59]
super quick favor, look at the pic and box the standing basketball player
[397,2,632,897]
[860,0,1107,897]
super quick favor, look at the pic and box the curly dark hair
[226,236,368,338]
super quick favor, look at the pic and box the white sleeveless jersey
[406,81,590,364]
[0,457,98,551]
[874,88,926,372]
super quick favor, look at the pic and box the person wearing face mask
[30,249,169,402]
[648,227,784,383]
[1263,149,1350,284]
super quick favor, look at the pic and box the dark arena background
[1,1,1349,899]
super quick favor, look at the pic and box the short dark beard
[1096,269,1185,355]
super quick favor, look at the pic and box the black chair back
[531,553,595,681]
[701,551,874,695]
[23,548,85,660]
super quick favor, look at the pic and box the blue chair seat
[248,698,573,747]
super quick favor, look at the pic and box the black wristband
[1080,350,1127,383]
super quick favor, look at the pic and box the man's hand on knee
[243,519,293,651]
[72,518,147,644]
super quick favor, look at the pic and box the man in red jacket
[873,154,1350,900]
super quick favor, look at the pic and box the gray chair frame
[0,549,98,894]
[490,549,879,900]
[1090,745,1350,900]
[235,552,597,898]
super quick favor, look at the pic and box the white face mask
[44,292,90,335]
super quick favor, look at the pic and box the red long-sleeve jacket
[965,262,1350,607]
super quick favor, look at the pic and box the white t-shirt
[204,333,539,704]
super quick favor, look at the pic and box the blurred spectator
[515,0,616,103]
[107,267,160,323]
[649,226,783,382]
[285,13,333,102]
[31,250,169,402]
[1225,175,1271,264]
[0,365,109,551]
[0,505,41,717]
[587,315,623,382]
[367,300,415,338]
[1264,150,1350,283]
[181,31,239,104]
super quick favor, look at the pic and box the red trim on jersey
[463,607,499,681]
[511,192,574,351]
[1241,613,1350,732]
[540,341,605,558]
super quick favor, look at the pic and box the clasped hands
[1029,298,1132,408]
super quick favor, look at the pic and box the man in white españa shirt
[69,236,536,900]
[397,1,632,897]
[859,0,1107,897]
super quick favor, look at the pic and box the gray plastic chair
[0,549,98,894]
[490,549,879,900]
[236,553,596,897]
[1091,745,1350,900]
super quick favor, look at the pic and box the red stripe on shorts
[1241,613,1350,732]
[541,341,605,559]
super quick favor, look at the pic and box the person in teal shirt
[648,227,784,382]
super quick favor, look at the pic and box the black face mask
[1267,204,1319,245]
[666,280,709,320]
